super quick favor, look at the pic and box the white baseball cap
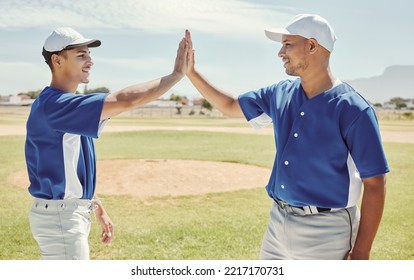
[264,14,337,52]
[43,27,101,52]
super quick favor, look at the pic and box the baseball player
[184,14,389,259]
[25,27,188,259]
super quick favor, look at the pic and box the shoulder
[44,90,106,106]
[270,78,300,93]
[40,90,106,117]
[328,82,373,112]
[240,79,299,99]
[328,83,379,131]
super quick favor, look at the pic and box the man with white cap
[25,27,188,259]
[184,14,389,259]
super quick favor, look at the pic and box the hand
[172,36,189,78]
[185,29,195,75]
[95,207,114,245]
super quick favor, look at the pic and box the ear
[51,53,62,69]
[308,38,319,54]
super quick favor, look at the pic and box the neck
[50,76,79,93]
[300,67,337,99]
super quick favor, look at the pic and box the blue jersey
[25,86,108,200]
[238,79,389,208]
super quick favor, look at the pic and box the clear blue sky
[1,0,413,101]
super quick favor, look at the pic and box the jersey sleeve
[238,85,275,129]
[345,107,390,178]
[44,93,107,138]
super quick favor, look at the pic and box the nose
[278,46,285,58]
[86,57,94,67]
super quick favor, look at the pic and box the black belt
[273,199,332,216]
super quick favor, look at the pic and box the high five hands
[173,29,195,78]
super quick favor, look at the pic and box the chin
[285,70,298,77]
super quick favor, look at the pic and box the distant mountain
[344,65,414,103]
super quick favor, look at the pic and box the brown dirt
[9,159,270,200]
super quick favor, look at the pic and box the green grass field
[0,113,413,260]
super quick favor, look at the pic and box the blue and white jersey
[238,79,389,208]
[25,86,108,200]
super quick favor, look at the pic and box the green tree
[389,97,407,104]
[396,102,407,109]
[199,98,213,115]
[170,93,183,102]
[83,85,110,94]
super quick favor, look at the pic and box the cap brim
[66,39,101,49]
[264,28,291,42]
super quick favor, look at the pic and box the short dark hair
[42,47,68,71]
[42,47,60,64]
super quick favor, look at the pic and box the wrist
[186,68,197,79]
[92,197,104,211]
[350,242,372,260]
[171,70,185,80]
[349,248,370,260]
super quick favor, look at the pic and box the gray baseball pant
[260,201,360,259]
[29,198,92,260]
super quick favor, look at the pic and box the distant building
[382,102,397,110]
[0,94,34,106]
[143,99,178,108]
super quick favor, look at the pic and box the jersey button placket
[281,160,289,190]
[293,111,305,139]
[280,111,304,193]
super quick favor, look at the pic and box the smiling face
[278,34,310,77]
[50,45,94,91]
[58,46,94,84]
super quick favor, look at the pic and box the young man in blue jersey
[25,27,188,260]
[184,14,389,260]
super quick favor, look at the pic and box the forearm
[187,69,243,117]
[351,175,386,259]
[101,72,183,120]
[117,72,183,105]
[92,195,114,243]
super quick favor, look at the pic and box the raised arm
[185,30,244,118]
[100,37,188,121]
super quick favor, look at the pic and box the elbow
[113,90,143,109]
[101,96,135,120]
[223,100,244,118]
[223,110,243,118]
[362,174,387,197]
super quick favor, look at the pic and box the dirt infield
[9,159,270,199]
[96,159,270,198]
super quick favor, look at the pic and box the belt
[273,198,336,216]
[32,198,93,212]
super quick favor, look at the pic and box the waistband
[32,198,93,212]
[273,198,343,216]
